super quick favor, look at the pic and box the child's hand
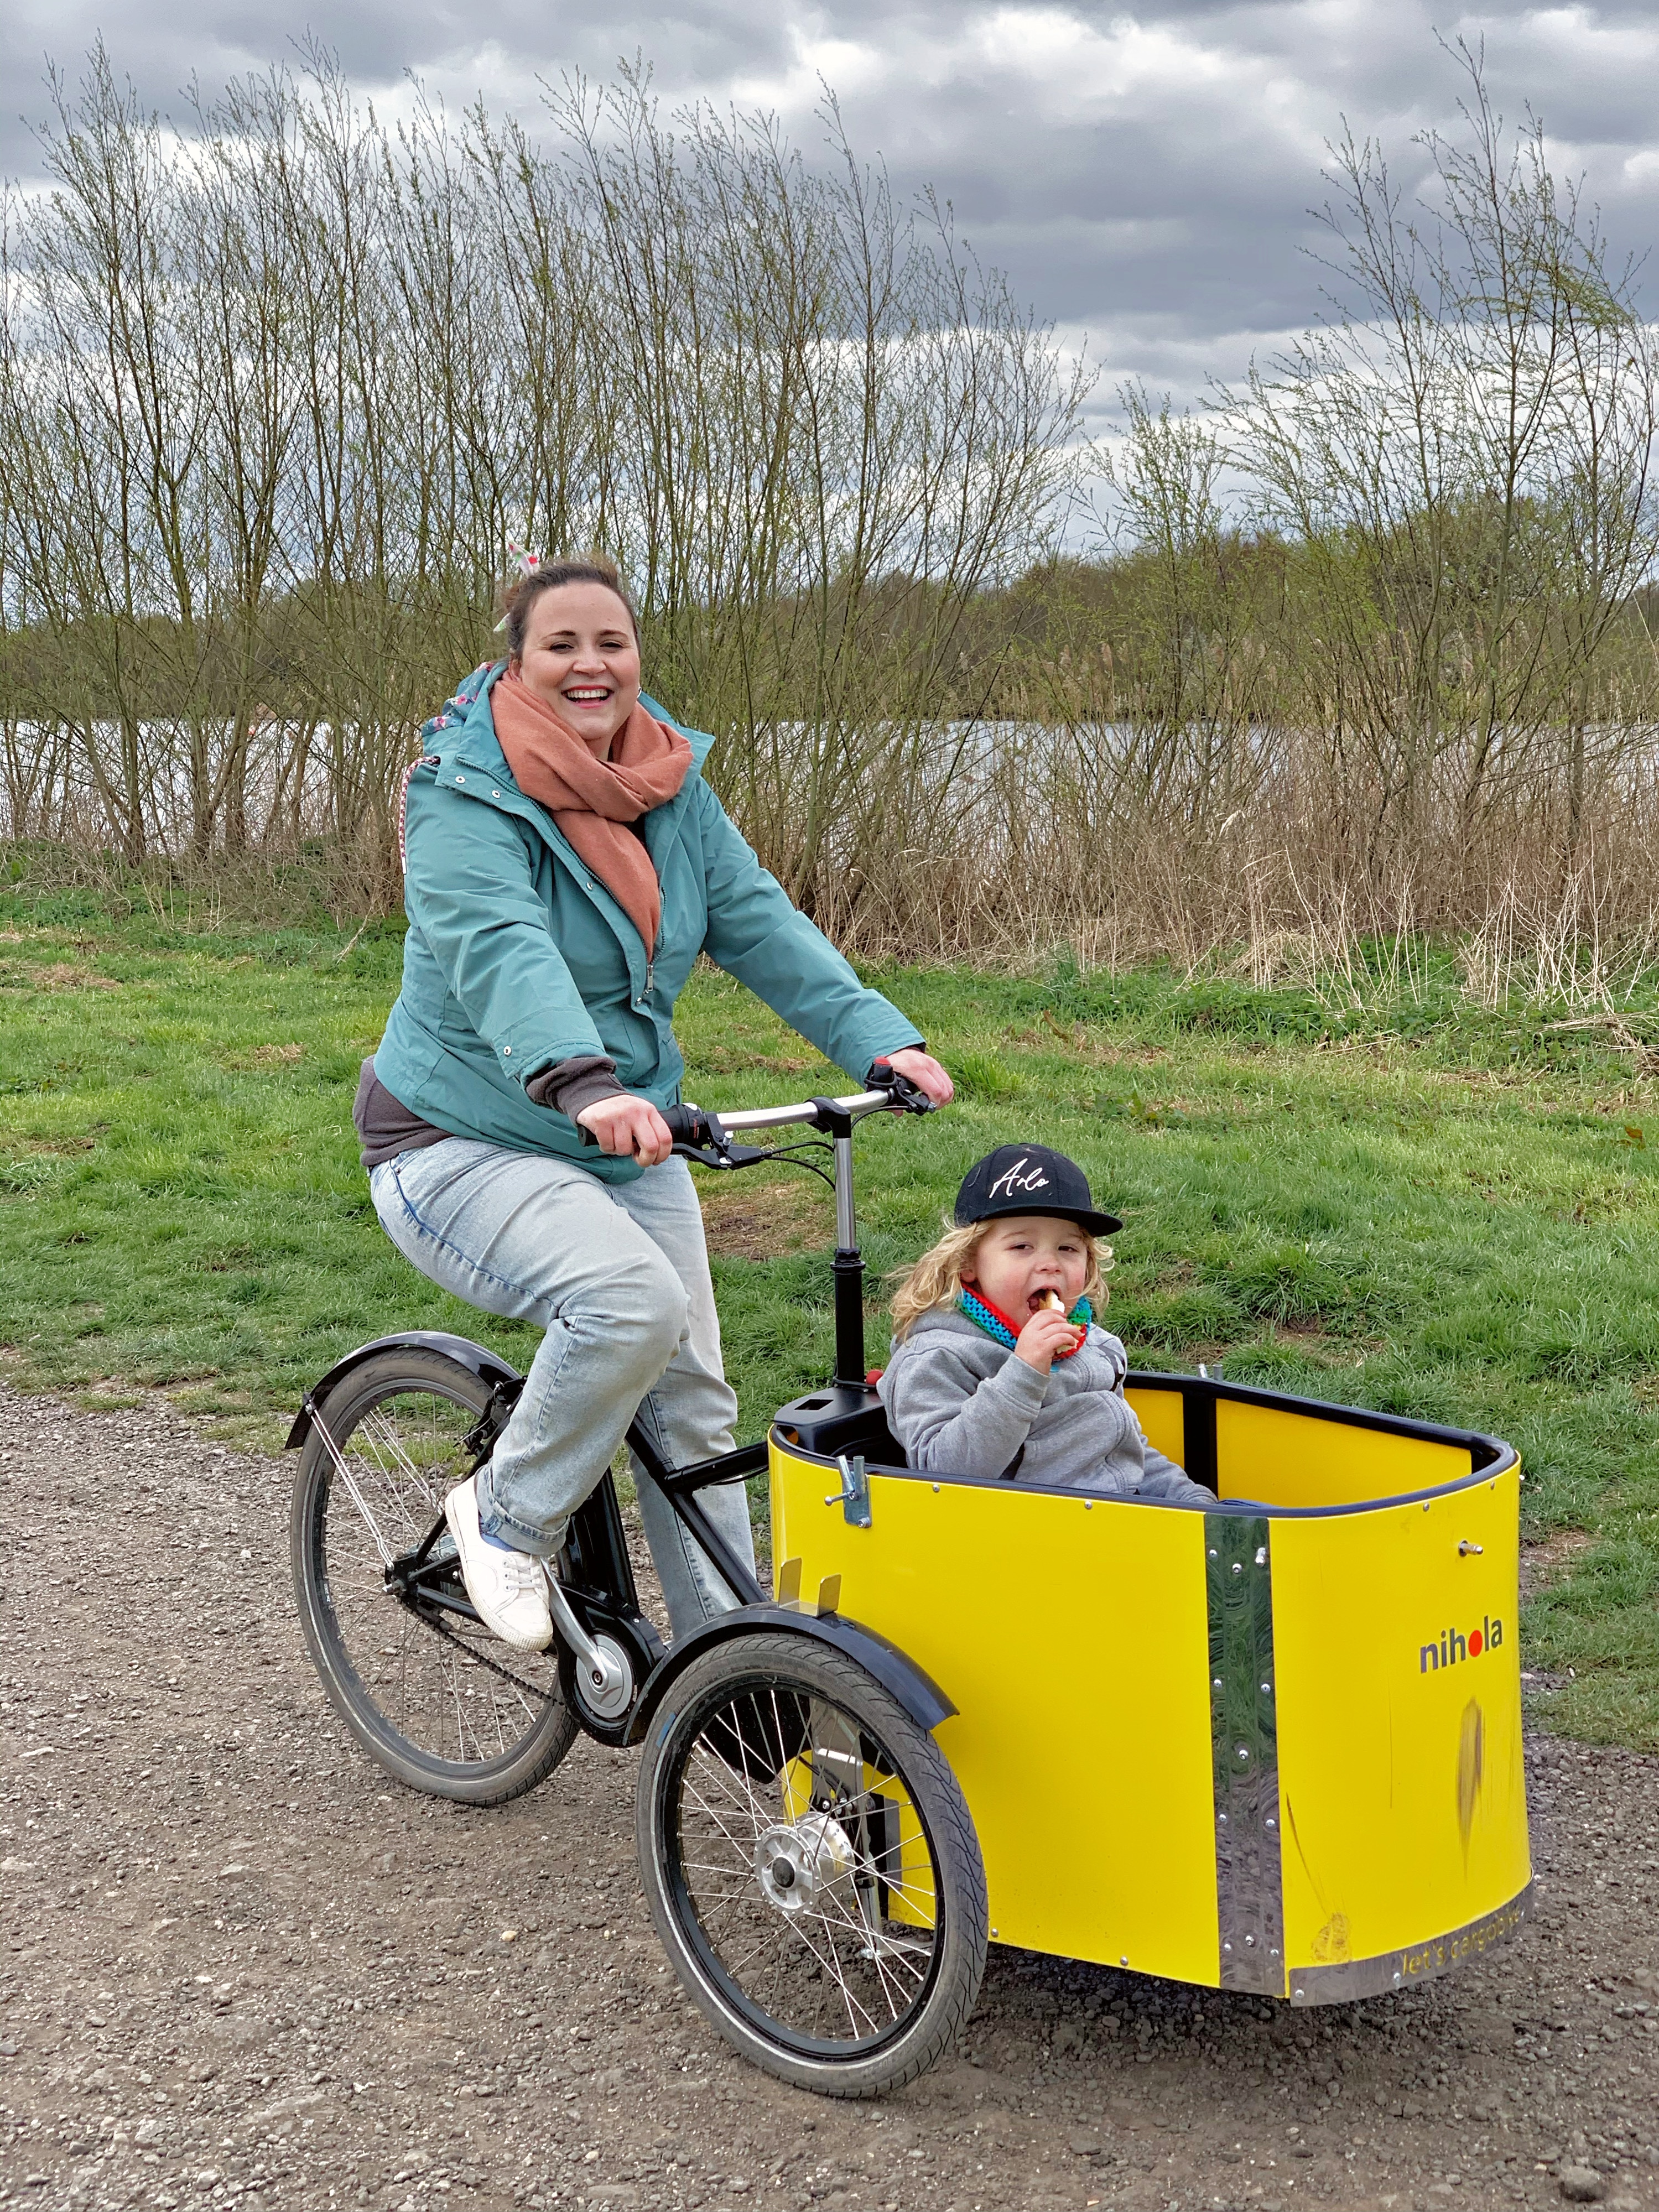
[1013,1307,1085,1374]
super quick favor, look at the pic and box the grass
[2,864,1658,1746]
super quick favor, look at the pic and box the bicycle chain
[393,1394,557,1702]
[408,1594,557,1701]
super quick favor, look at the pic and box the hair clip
[495,542,544,630]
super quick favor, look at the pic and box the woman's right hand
[575,1094,677,1165]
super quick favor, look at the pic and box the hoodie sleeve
[1133,1450,1218,1508]
[880,1336,1049,1479]
[1091,1329,1214,1506]
[402,770,609,1081]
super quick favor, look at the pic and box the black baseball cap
[953,1144,1121,1237]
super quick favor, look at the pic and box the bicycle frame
[346,1075,946,1743]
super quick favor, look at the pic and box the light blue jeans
[370,1139,758,1637]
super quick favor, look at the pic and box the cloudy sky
[4,2,1656,402]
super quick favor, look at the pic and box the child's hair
[890,1215,1111,1340]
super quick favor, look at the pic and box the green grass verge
[2,865,1657,1746]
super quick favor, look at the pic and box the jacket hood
[897,1304,989,1345]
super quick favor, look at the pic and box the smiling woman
[489,558,698,1167]
[353,553,951,1657]
[503,555,643,737]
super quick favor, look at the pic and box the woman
[355,554,950,1652]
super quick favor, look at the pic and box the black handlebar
[865,1056,935,1113]
[577,1060,936,1167]
[661,1102,704,1146]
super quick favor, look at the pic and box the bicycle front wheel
[637,1632,986,2096]
[289,1346,578,1803]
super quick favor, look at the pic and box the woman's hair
[500,554,639,658]
[890,1215,1111,1339]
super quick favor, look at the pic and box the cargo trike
[288,1076,1530,2096]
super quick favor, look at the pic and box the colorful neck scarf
[958,1288,1092,1357]
[490,669,693,951]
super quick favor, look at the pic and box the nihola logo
[1420,1617,1505,1673]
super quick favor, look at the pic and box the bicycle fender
[625,1604,957,1746]
[285,1333,523,1449]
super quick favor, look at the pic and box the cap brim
[1063,1206,1122,1237]
[958,1199,1122,1236]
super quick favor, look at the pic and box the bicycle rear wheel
[289,1345,578,1803]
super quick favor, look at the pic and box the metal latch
[825,1453,871,1528]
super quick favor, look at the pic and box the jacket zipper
[455,748,669,1006]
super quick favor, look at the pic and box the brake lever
[670,1139,775,1171]
[867,1058,937,1113]
[575,1100,773,1170]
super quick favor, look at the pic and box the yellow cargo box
[769,1372,1529,2005]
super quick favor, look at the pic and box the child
[877,1143,1215,1506]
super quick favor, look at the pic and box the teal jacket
[373,663,924,1184]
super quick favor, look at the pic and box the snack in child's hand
[1036,1288,1084,1343]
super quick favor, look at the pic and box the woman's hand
[881,1047,953,1104]
[575,1094,676,1165]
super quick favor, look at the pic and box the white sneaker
[444,1479,553,1652]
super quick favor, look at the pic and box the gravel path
[3,1385,1658,2212]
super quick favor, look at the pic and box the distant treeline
[3,44,1658,987]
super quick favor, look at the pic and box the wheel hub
[755,1812,855,1915]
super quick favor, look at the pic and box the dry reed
[3,43,1658,999]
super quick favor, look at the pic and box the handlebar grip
[868,1058,935,1112]
[577,1101,703,1148]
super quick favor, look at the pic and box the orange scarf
[490,670,693,951]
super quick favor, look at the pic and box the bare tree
[3,40,1656,985]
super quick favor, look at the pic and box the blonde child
[877,1143,1214,1504]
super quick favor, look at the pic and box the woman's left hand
[882,1047,953,1105]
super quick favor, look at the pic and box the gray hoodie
[876,1305,1214,1506]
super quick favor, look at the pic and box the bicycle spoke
[313,1382,558,1769]
[355,1407,447,1518]
[670,1678,944,2055]
[683,1765,771,1855]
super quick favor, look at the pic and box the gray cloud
[7,1,1656,395]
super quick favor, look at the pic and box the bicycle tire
[637,1632,986,2096]
[290,1345,578,1804]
